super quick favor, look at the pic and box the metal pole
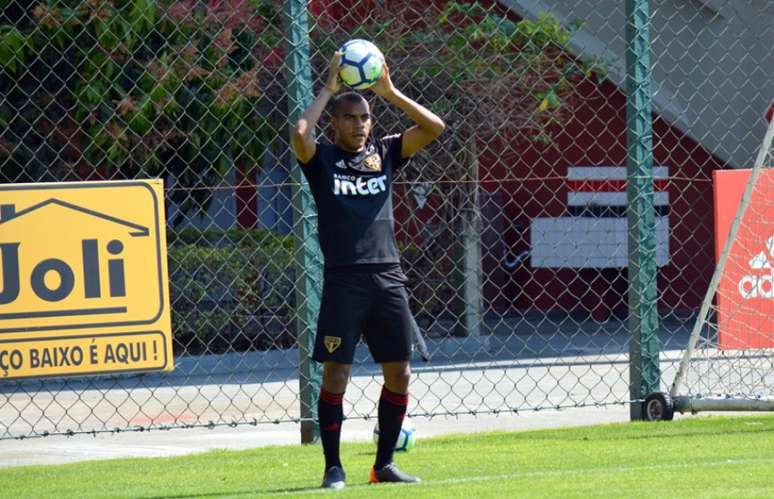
[283,0,323,443]
[625,0,660,420]
[453,134,483,338]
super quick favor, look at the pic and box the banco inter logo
[738,234,774,300]
[333,173,387,196]
[0,183,165,333]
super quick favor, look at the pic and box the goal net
[666,116,774,415]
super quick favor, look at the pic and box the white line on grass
[264,456,774,496]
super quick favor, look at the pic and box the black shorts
[312,264,414,364]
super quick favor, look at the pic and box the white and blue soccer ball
[338,39,384,90]
[373,417,417,452]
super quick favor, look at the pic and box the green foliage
[167,228,295,353]
[438,3,576,52]
[0,25,26,71]
[312,1,603,142]
[433,3,598,128]
[0,1,282,223]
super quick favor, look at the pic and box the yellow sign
[0,180,173,378]
[0,332,167,378]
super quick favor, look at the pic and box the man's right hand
[325,51,343,94]
[292,51,344,164]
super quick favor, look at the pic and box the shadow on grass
[143,484,323,498]
[144,491,261,499]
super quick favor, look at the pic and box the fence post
[283,0,323,443]
[625,0,660,420]
[452,135,483,337]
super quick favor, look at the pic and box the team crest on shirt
[324,336,342,353]
[363,154,382,172]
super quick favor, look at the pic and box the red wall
[391,68,724,317]
[473,78,724,315]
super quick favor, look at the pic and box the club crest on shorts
[363,154,382,172]
[324,336,342,353]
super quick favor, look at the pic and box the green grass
[3,415,774,498]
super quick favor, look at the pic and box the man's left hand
[370,62,396,98]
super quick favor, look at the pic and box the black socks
[318,388,344,470]
[374,387,409,470]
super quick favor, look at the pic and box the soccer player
[291,51,445,489]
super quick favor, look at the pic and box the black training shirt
[298,134,407,268]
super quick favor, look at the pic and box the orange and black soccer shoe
[369,463,420,484]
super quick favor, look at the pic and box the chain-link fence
[1,0,772,440]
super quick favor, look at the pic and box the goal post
[642,115,774,421]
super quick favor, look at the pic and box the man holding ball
[291,47,445,489]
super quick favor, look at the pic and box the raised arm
[370,64,445,158]
[291,52,342,164]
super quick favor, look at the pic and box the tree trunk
[452,135,483,337]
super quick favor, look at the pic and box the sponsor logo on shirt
[333,173,387,196]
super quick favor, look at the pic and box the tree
[0,0,286,226]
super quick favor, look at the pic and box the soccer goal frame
[642,116,774,421]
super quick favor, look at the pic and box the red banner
[713,169,774,349]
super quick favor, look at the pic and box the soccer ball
[372,417,416,452]
[338,39,384,90]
